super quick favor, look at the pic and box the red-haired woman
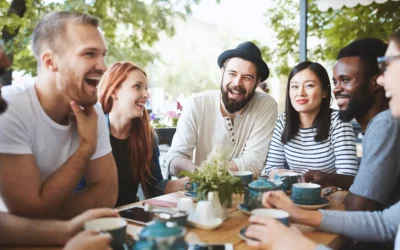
[98,61,187,206]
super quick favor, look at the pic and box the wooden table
[124,191,349,250]
[2,191,349,250]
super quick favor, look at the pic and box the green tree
[149,18,274,99]
[265,0,400,76]
[0,0,209,85]
[150,19,241,98]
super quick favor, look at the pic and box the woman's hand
[301,170,354,190]
[262,191,303,221]
[301,170,328,184]
[262,191,323,228]
[245,216,317,250]
[267,169,295,180]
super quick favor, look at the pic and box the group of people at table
[0,10,400,250]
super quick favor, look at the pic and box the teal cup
[234,171,254,186]
[251,208,289,226]
[292,183,321,205]
[84,217,127,249]
[170,211,189,227]
[184,181,198,193]
[274,172,301,190]
[244,179,283,209]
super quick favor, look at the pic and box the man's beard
[59,69,98,107]
[221,79,256,113]
[338,81,374,122]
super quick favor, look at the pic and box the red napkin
[142,199,177,208]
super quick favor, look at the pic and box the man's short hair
[32,11,100,64]
[337,38,388,79]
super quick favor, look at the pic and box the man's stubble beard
[338,80,374,122]
[58,67,97,107]
[220,75,257,114]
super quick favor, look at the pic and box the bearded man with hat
[166,41,278,177]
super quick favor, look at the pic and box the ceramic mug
[292,183,321,205]
[274,172,301,190]
[251,208,289,226]
[244,179,283,210]
[84,217,127,249]
[234,171,254,186]
[177,197,194,215]
[184,181,198,193]
[170,211,189,227]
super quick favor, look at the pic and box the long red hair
[98,61,154,194]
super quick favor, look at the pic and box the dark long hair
[98,62,155,195]
[281,61,332,144]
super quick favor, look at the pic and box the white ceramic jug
[207,191,227,221]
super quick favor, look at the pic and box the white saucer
[188,217,223,230]
[178,191,198,201]
[294,198,330,210]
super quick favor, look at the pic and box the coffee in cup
[251,208,289,226]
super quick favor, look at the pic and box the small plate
[179,190,197,198]
[188,218,223,230]
[239,226,259,242]
[293,198,330,210]
[237,203,251,215]
[178,191,198,200]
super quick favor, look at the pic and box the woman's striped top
[262,110,359,176]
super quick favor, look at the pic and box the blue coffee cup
[292,183,321,205]
[85,217,127,249]
[274,172,301,190]
[251,208,289,226]
[234,171,254,186]
[244,179,283,209]
[184,181,198,193]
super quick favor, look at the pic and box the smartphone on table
[119,206,153,225]
[188,244,234,250]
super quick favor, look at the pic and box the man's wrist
[77,144,95,159]
[294,210,322,228]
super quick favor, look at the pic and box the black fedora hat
[217,41,270,82]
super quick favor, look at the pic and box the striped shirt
[262,110,358,176]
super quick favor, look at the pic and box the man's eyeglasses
[377,55,400,73]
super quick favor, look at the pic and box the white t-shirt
[0,83,112,212]
[165,90,278,176]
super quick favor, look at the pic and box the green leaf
[261,0,400,77]
[178,170,196,179]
